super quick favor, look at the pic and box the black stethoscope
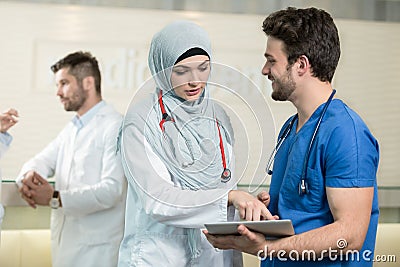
[266,89,336,195]
[158,90,231,183]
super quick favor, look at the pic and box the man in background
[16,51,126,267]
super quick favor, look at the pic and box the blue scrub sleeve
[324,123,379,188]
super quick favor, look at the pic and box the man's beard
[64,86,87,111]
[271,67,296,101]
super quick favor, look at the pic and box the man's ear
[297,55,310,76]
[82,76,95,91]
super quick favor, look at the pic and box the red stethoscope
[158,90,231,183]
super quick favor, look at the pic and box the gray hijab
[144,21,234,259]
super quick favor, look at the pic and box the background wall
[0,1,399,189]
[5,0,400,22]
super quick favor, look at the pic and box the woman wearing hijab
[118,21,270,267]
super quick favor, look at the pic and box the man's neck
[76,97,102,117]
[290,81,333,132]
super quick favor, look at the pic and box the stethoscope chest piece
[221,168,231,183]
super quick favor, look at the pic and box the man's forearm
[262,221,365,260]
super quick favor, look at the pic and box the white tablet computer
[204,219,294,237]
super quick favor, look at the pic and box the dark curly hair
[263,7,340,83]
[51,51,102,96]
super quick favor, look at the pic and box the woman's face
[170,55,210,102]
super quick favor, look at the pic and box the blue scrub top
[262,99,379,267]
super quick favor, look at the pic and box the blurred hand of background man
[0,108,19,133]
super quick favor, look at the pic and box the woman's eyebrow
[173,65,190,70]
[174,60,210,69]
[198,60,210,67]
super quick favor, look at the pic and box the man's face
[55,68,87,112]
[262,37,296,101]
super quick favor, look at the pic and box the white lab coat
[118,126,243,267]
[16,103,126,267]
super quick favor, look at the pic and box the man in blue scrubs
[204,7,379,266]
